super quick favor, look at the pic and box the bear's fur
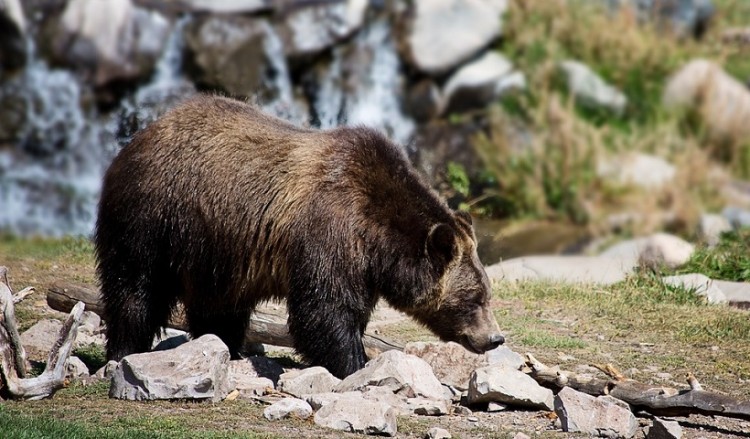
[95,95,503,378]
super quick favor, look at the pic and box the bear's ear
[425,223,459,267]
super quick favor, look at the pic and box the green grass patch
[73,343,108,374]
[674,229,750,281]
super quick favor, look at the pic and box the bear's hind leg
[101,271,177,361]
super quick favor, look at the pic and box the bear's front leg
[287,289,369,379]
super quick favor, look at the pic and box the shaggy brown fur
[95,95,503,378]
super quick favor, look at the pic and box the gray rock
[110,334,231,401]
[79,311,101,334]
[94,360,119,380]
[487,346,525,370]
[48,0,170,86]
[182,15,273,98]
[722,206,750,229]
[278,366,341,397]
[486,256,635,285]
[441,52,525,114]
[467,365,554,410]
[554,387,638,438]
[65,356,89,379]
[560,60,627,114]
[407,397,451,416]
[401,0,508,74]
[314,395,397,436]
[647,417,683,439]
[276,0,368,58]
[168,0,270,13]
[20,318,63,362]
[335,350,445,400]
[664,60,750,146]
[714,280,750,308]
[426,426,452,439]
[404,341,488,390]
[306,391,360,410]
[662,273,727,304]
[597,153,676,190]
[699,213,732,247]
[228,360,275,399]
[263,397,313,421]
[601,233,695,270]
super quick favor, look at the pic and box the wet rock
[278,366,341,397]
[404,341,488,390]
[467,365,554,410]
[664,59,750,147]
[65,356,89,379]
[600,233,695,269]
[263,397,313,421]
[401,0,508,74]
[314,394,398,436]
[647,417,683,439]
[276,0,368,59]
[597,153,676,190]
[554,387,638,438]
[560,60,627,114]
[0,0,27,75]
[110,334,231,401]
[442,52,525,114]
[426,426,452,439]
[20,318,63,362]
[335,350,445,400]
[661,273,727,304]
[47,0,170,88]
[183,15,273,98]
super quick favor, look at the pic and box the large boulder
[314,394,398,436]
[663,59,750,147]
[554,387,638,438]
[0,0,27,75]
[276,0,368,59]
[46,0,170,88]
[467,365,554,410]
[109,334,231,401]
[182,15,276,99]
[400,0,508,74]
[441,51,525,114]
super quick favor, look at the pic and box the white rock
[278,0,368,58]
[441,52,524,114]
[714,280,750,307]
[664,59,750,145]
[403,0,508,74]
[65,356,89,379]
[263,397,313,421]
[699,214,732,247]
[661,273,728,304]
[335,351,445,400]
[560,60,627,114]
[597,153,676,190]
[314,395,397,436]
[278,366,340,397]
[427,426,452,439]
[554,387,638,438]
[601,233,695,269]
[109,334,231,401]
[467,365,554,410]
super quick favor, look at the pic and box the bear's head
[409,211,505,354]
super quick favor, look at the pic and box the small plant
[673,228,750,281]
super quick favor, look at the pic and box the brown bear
[95,94,504,378]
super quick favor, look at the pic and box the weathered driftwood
[525,353,750,422]
[47,281,403,355]
[1,267,85,400]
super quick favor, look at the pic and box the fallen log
[525,353,750,422]
[1,267,85,400]
[47,281,403,355]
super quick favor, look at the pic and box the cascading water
[0,13,417,237]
